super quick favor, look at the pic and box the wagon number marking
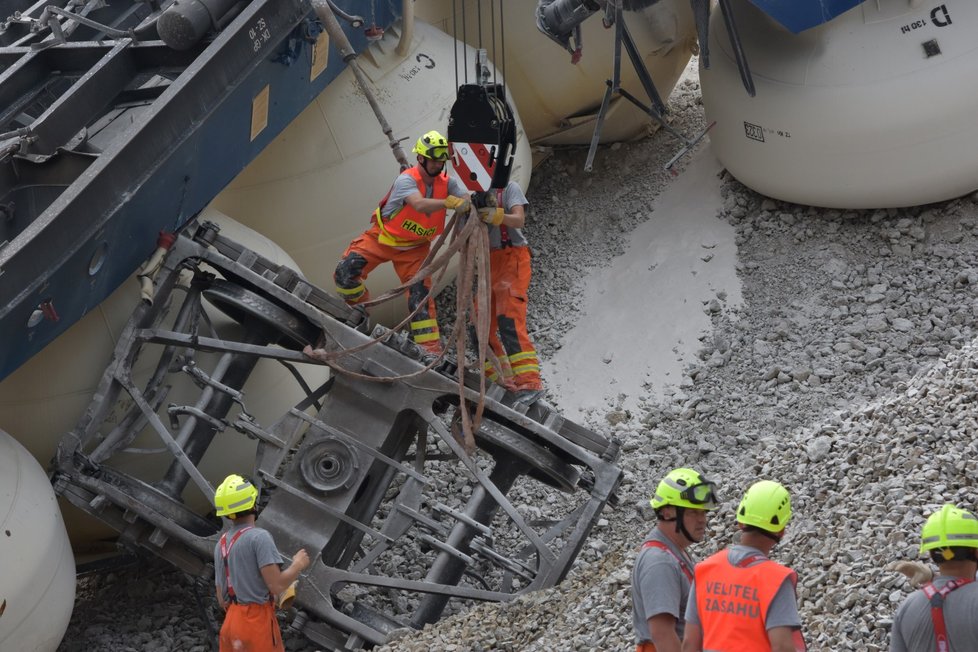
[250,17,272,52]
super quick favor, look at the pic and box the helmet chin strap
[420,157,443,177]
[675,506,697,543]
[658,507,697,543]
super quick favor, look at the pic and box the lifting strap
[922,578,973,652]
[641,540,693,582]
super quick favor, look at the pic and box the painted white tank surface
[0,428,75,652]
[0,210,330,548]
[211,20,531,326]
[701,0,978,209]
[414,0,696,145]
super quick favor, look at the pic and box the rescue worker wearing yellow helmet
[631,468,719,652]
[213,474,309,652]
[890,504,978,652]
[683,480,805,652]
[333,130,472,356]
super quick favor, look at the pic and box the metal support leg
[620,20,665,114]
[584,81,616,172]
[585,0,624,172]
[584,2,681,171]
[616,87,715,171]
[717,0,755,96]
[690,0,712,68]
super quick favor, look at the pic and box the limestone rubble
[59,64,978,652]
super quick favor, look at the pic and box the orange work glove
[444,195,471,213]
[479,207,505,226]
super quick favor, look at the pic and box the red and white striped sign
[450,141,496,192]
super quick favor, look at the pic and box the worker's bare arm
[260,548,310,596]
[500,203,525,228]
[648,613,681,652]
[767,626,799,652]
[681,622,704,652]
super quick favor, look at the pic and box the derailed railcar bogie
[53,220,622,650]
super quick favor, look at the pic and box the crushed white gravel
[58,62,978,652]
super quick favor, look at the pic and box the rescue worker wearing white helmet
[213,474,309,652]
[890,503,978,652]
[631,467,719,652]
[683,480,805,652]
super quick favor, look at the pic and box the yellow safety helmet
[214,474,258,517]
[736,480,791,533]
[413,130,449,161]
[920,504,978,560]
[650,468,719,511]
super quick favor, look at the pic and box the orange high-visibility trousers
[487,246,542,391]
[219,602,284,652]
[334,225,441,353]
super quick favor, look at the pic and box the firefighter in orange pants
[334,130,471,355]
[214,475,309,652]
[476,180,545,405]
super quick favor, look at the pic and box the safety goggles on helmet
[413,130,449,161]
[680,481,719,506]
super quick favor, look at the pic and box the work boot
[416,339,443,366]
[512,388,546,407]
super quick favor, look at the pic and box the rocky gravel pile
[379,174,978,650]
[59,65,978,651]
[376,75,978,649]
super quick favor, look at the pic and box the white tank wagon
[415,0,698,146]
[700,0,978,208]
[0,429,74,652]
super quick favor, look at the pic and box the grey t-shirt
[890,576,978,652]
[487,181,529,249]
[214,522,281,604]
[381,170,468,218]
[685,545,802,632]
[631,527,696,643]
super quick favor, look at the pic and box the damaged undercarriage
[53,220,622,650]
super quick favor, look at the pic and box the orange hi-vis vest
[695,548,798,652]
[374,166,448,247]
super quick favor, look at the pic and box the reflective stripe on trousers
[486,246,541,390]
[334,226,441,353]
